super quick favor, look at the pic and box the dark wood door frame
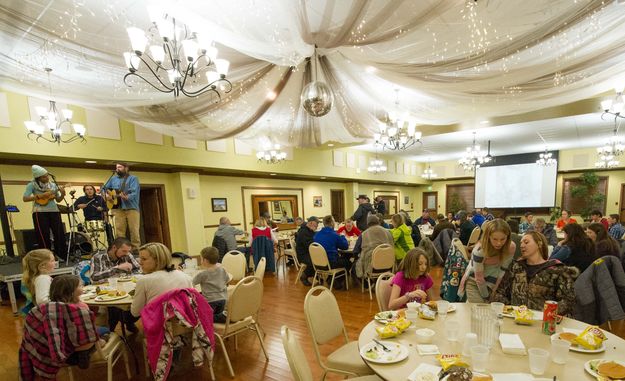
[330,189,345,223]
[139,184,171,249]
[422,191,438,215]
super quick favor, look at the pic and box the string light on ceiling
[374,89,422,151]
[24,68,86,144]
[421,162,438,180]
[595,126,624,168]
[458,132,491,172]
[122,6,231,99]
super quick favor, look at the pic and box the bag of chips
[572,326,607,350]
[391,317,412,331]
[436,354,470,371]
[375,324,400,339]
[514,305,534,325]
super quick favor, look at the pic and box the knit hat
[31,165,48,178]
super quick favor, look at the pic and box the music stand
[5,205,19,252]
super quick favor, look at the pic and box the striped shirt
[459,242,515,299]
[90,251,140,282]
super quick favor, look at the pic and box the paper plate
[501,306,543,320]
[552,330,606,353]
[117,276,133,282]
[584,359,625,379]
[94,294,129,302]
[360,340,409,364]
[374,310,400,324]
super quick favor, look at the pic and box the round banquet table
[358,303,625,380]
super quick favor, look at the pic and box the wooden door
[139,186,171,248]
[380,196,398,218]
[620,184,625,223]
[422,192,438,215]
[331,190,345,222]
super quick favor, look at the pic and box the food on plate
[572,326,606,350]
[436,354,469,371]
[471,374,493,381]
[419,307,436,320]
[557,332,578,343]
[438,365,472,381]
[503,305,514,314]
[364,348,380,360]
[375,311,399,322]
[514,305,534,325]
[425,301,438,311]
[95,286,108,295]
[102,290,127,298]
[597,361,625,380]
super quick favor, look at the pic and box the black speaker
[15,229,40,256]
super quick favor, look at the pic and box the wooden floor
[2,265,624,381]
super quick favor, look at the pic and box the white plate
[551,329,606,353]
[94,294,129,302]
[501,306,543,320]
[447,304,457,313]
[374,311,400,324]
[79,292,97,301]
[360,340,409,364]
[117,277,133,282]
[584,359,625,379]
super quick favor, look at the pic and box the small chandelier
[458,132,491,172]
[595,127,624,168]
[24,68,86,144]
[536,148,557,166]
[600,82,625,120]
[421,162,438,180]
[367,158,387,174]
[256,143,287,164]
[374,89,422,150]
[123,7,231,99]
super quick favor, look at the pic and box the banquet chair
[222,250,247,282]
[363,244,395,300]
[467,226,481,251]
[254,257,266,281]
[276,237,301,278]
[280,326,382,381]
[214,276,268,377]
[304,286,374,380]
[309,243,348,292]
[66,332,131,381]
[452,238,469,261]
[375,272,394,312]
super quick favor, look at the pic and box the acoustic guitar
[34,184,70,206]
[104,189,126,209]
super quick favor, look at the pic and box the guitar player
[22,165,67,259]
[103,162,141,250]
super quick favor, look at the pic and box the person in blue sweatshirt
[313,215,350,288]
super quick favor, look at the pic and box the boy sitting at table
[192,247,229,323]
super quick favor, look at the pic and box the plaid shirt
[19,302,97,381]
[90,251,140,282]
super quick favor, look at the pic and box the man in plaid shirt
[90,237,140,282]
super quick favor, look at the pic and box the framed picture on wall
[273,201,282,212]
[313,196,323,207]
[211,198,228,212]
[404,196,410,204]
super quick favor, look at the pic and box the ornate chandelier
[374,89,422,150]
[24,68,86,144]
[421,162,438,180]
[458,132,491,172]
[595,127,624,168]
[536,148,557,166]
[256,143,287,164]
[123,7,231,99]
[367,158,387,174]
[600,82,625,120]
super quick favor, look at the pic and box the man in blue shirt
[608,214,625,240]
[313,215,349,288]
[472,209,486,227]
[104,163,141,249]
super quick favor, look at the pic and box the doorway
[139,185,171,249]
[331,190,345,222]
[422,192,438,216]
[620,184,625,222]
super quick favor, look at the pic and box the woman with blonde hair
[252,217,278,244]
[390,213,415,261]
[458,219,516,302]
[21,249,56,314]
[130,242,192,317]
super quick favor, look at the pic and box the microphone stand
[64,191,81,265]
[101,171,117,248]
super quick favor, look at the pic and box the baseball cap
[307,216,319,223]
[356,194,368,200]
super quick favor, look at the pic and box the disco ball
[301,81,334,117]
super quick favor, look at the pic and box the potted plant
[569,171,606,220]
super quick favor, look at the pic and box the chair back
[222,251,247,281]
[226,276,263,324]
[468,227,481,246]
[254,257,266,280]
[451,238,468,260]
[375,272,394,311]
[304,286,347,345]
[309,243,330,269]
[281,326,313,381]
[370,244,395,273]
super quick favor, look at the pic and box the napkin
[407,363,441,381]
[491,374,534,381]
[499,333,527,355]
[416,344,440,355]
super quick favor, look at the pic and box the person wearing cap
[103,162,141,249]
[22,165,67,259]
[295,216,319,286]
[374,196,386,215]
[351,194,375,232]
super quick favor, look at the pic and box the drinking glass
[445,319,460,341]
[470,345,489,372]
[490,302,504,316]
[528,348,550,375]
[471,304,500,348]
[462,333,478,356]
[108,277,118,290]
[551,339,570,365]
[438,300,450,317]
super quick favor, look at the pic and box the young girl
[458,219,516,303]
[388,248,434,310]
[21,249,56,314]
[390,214,415,261]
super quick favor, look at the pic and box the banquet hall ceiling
[2,0,625,159]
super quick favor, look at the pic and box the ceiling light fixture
[421,162,438,180]
[374,89,422,151]
[595,126,624,168]
[24,68,86,144]
[536,148,557,166]
[458,132,490,172]
[367,156,387,174]
[122,7,231,99]
[256,123,288,164]
[601,82,625,120]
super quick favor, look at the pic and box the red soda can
[542,300,558,335]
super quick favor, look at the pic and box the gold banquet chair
[363,244,395,300]
[281,326,381,381]
[304,286,374,380]
[66,332,131,381]
[222,250,247,282]
[309,243,348,292]
[374,272,394,312]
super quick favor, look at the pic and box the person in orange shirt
[337,218,361,237]
[556,209,577,229]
